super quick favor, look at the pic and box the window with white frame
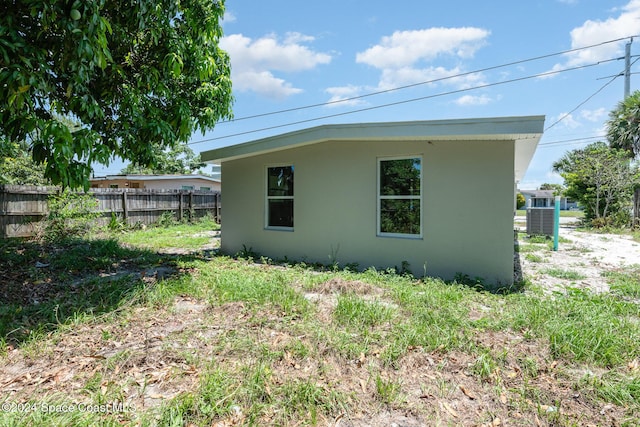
[378,157,422,237]
[266,165,294,229]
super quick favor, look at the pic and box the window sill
[377,233,423,240]
[265,226,294,232]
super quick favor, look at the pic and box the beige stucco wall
[141,179,220,191]
[220,138,515,286]
[91,178,220,191]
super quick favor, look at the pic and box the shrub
[45,190,99,240]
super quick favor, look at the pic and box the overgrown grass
[540,268,587,280]
[1,221,638,426]
[116,215,220,251]
[0,237,161,345]
[602,266,640,298]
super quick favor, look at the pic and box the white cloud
[220,33,332,99]
[324,85,369,108]
[580,107,608,122]
[232,71,303,99]
[551,112,581,129]
[222,11,236,23]
[454,94,493,106]
[352,27,490,94]
[356,27,490,68]
[552,0,640,69]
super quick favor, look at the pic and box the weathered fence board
[0,185,221,239]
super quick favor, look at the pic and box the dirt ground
[515,216,640,294]
[1,223,639,426]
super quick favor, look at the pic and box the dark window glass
[379,158,421,236]
[268,199,294,227]
[380,158,421,196]
[380,200,421,234]
[268,166,294,196]
[267,166,294,228]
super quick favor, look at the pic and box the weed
[45,190,99,241]
[276,379,347,422]
[602,267,640,298]
[156,211,178,227]
[328,244,340,270]
[541,268,587,280]
[333,294,395,328]
[470,351,498,383]
[236,244,258,260]
[578,371,640,407]
[525,253,545,263]
[374,373,402,404]
[527,234,550,244]
[453,273,486,289]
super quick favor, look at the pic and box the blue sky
[100,1,640,189]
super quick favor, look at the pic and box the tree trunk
[634,187,640,225]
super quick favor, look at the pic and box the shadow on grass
[0,236,201,347]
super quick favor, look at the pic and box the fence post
[122,190,128,222]
[212,192,219,222]
[178,191,183,221]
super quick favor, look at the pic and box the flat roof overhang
[201,115,545,182]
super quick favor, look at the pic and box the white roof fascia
[202,116,545,162]
[201,116,545,181]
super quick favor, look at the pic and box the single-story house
[89,174,221,192]
[520,189,578,210]
[201,116,545,286]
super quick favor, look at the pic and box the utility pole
[624,38,632,99]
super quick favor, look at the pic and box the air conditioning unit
[526,208,554,235]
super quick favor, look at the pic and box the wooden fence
[0,184,221,238]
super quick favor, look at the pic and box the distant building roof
[90,174,220,183]
[520,190,556,198]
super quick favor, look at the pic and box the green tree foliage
[539,183,565,195]
[552,142,639,226]
[0,0,233,189]
[0,140,49,185]
[607,90,640,158]
[120,143,205,175]
[516,193,525,209]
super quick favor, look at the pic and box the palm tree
[607,90,640,158]
[607,90,640,223]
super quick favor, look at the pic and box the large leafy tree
[0,0,233,188]
[552,142,639,225]
[0,140,49,185]
[607,90,640,158]
[539,182,565,195]
[120,143,205,175]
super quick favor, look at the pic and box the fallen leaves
[459,384,476,400]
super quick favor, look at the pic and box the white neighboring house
[89,174,221,192]
[520,190,578,210]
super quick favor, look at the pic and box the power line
[538,135,605,148]
[189,58,619,145]
[214,35,639,125]
[544,55,640,132]
[544,75,619,132]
